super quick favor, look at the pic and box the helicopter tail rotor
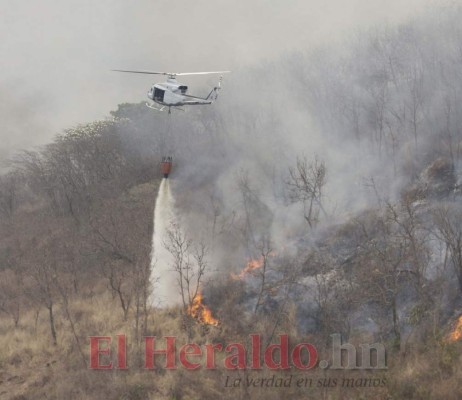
[206,75,223,102]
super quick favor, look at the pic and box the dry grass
[1,287,462,399]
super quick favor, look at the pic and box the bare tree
[236,171,272,252]
[385,200,430,301]
[0,268,23,327]
[0,171,19,219]
[286,155,327,228]
[89,188,153,321]
[353,210,408,348]
[253,237,274,314]
[432,204,462,293]
[164,222,209,336]
[26,254,59,346]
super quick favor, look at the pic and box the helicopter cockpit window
[154,88,165,102]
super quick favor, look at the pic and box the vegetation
[2,6,462,399]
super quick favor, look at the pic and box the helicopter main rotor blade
[112,69,230,77]
[112,69,172,75]
[175,71,231,76]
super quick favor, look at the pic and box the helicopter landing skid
[145,103,166,112]
[145,103,185,114]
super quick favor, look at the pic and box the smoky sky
[0,0,440,159]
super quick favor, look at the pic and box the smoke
[0,81,53,166]
[0,0,439,159]
[150,179,179,307]
[3,0,460,293]
[138,3,462,275]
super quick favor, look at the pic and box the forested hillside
[2,6,462,399]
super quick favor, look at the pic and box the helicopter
[112,70,230,113]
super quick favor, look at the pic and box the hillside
[2,6,462,400]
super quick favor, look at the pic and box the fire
[447,315,462,343]
[231,252,276,280]
[188,291,220,326]
[231,256,265,280]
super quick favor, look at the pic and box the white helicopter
[112,69,230,113]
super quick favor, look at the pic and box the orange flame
[231,256,265,280]
[188,291,220,326]
[231,252,276,280]
[447,316,462,343]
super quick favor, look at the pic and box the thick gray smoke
[0,82,52,168]
[0,0,437,161]
[2,0,459,285]
[138,4,462,274]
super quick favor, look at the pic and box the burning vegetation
[231,256,265,280]
[447,316,462,343]
[187,291,220,326]
[4,5,462,399]
[231,252,276,281]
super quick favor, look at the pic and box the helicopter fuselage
[112,69,228,111]
[148,78,187,106]
[147,78,218,108]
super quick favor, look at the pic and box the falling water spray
[150,178,179,306]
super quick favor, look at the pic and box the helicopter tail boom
[181,76,222,103]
